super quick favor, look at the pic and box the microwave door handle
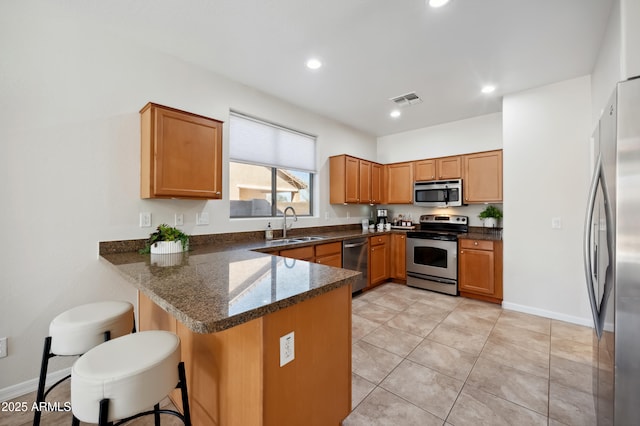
[443,186,449,205]
[583,154,603,339]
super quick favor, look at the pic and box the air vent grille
[390,92,423,107]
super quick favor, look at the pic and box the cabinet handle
[474,241,478,246]
[215,191,221,195]
[460,251,464,254]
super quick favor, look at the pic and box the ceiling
[59,0,613,137]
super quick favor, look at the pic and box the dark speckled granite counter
[100,230,371,334]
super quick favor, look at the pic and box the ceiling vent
[389,92,423,107]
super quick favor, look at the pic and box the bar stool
[33,301,134,425]
[71,330,191,426]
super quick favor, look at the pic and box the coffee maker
[376,209,388,225]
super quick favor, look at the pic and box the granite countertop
[459,227,503,241]
[100,229,381,334]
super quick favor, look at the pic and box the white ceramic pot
[150,240,187,254]
[150,252,185,267]
[483,218,498,228]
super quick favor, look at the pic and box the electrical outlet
[0,337,7,358]
[279,332,295,366]
[139,212,152,228]
[175,213,184,226]
[551,217,562,229]
[196,212,209,226]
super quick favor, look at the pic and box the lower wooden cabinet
[390,233,406,281]
[278,245,314,261]
[369,235,389,288]
[458,238,503,304]
[314,242,342,267]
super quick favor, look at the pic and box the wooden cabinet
[386,162,414,204]
[279,245,314,261]
[140,102,223,199]
[314,242,342,267]
[369,235,389,288]
[463,150,503,203]
[390,233,407,281]
[414,156,461,181]
[458,238,503,304]
[330,155,382,204]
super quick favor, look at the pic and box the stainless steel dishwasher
[342,237,368,293]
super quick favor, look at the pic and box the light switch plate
[551,217,562,229]
[139,212,152,228]
[0,337,7,358]
[196,212,209,226]
[279,331,295,366]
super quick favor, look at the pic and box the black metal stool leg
[153,403,161,426]
[178,362,192,426]
[33,336,52,426]
[98,398,112,426]
[71,415,80,426]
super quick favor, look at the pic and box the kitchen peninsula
[100,241,360,426]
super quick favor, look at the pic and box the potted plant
[140,224,190,254]
[479,205,503,228]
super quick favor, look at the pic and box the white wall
[376,113,503,226]
[0,3,376,393]
[502,76,592,324]
[621,0,640,79]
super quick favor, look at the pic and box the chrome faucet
[283,206,298,238]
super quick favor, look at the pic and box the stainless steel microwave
[413,179,463,207]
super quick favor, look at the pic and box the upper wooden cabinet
[330,155,382,204]
[414,155,461,181]
[140,103,223,199]
[463,150,503,203]
[386,161,414,204]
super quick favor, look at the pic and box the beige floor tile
[496,310,551,335]
[428,322,489,356]
[490,322,551,354]
[455,298,503,322]
[352,340,404,384]
[385,311,440,337]
[352,301,399,324]
[352,313,380,342]
[551,320,593,345]
[342,387,444,426]
[371,293,415,311]
[403,300,451,322]
[550,355,595,393]
[548,382,597,426]
[351,373,376,410]
[411,290,461,311]
[447,386,547,426]
[440,310,496,336]
[380,359,463,420]
[550,337,593,365]
[362,325,424,357]
[481,335,550,379]
[407,339,477,381]
[466,357,549,415]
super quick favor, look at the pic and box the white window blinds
[229,112,317,173]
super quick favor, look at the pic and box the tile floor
[2,282,596,426]
[343,282,597,426]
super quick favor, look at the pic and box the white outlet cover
[279,331,295,366]
[196,212,210,225]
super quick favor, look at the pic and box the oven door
[406,236,457,281]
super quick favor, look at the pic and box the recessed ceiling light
[481,85,496,94]
[428,0,450,8]
[306,58,322,70]
[390,110,401,118]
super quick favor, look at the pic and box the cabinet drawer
[279,246,314,260]
[315,242,342,257]
[370,235,389,246]
[460,239,494,251]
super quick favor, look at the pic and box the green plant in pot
[478,205,503,228]
[140,224,190,254]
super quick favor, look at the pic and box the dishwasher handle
[343,241,367,249]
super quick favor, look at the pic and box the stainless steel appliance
[584,76,640,425]
[406,214,468,295]
[414,179,463,207]
[376,209,388,225]
[343,237,368,293]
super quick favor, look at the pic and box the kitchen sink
[266,236,327,245]
[294,236,326,241]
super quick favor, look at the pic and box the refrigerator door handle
[584,153,604,339]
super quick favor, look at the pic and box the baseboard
[501,301,593,328]
[0,367,71,402]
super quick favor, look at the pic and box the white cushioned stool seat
[71,330,182,424]
[49,301,134,355]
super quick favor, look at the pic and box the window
[229,112,316,218]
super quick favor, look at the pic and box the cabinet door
[414,159,436,181]
[436,156,462,179]
[359,160,372,204]
[463,150,503,203]
[459,248,495,295]
[316,253,342,267]
[141,103,223,199]
[369,236,389,287]
[390,233,406,280]
[345,156,360,203]
[279,246,315,261]
[386,162,414,204]
[371,163,383,204]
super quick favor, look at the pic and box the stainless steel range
[406,214,468,296]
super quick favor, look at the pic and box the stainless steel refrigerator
[584,76,640,425]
